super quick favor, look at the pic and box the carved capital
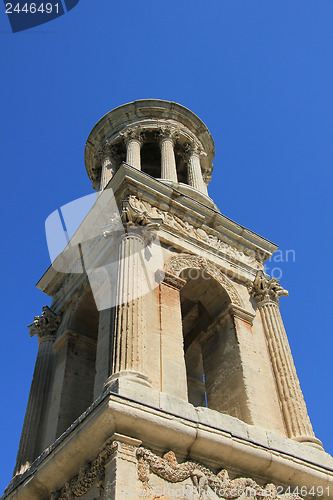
[120,127,144,146]
[156,126,179,145]
[28,306,62,342]
[181,141,202,161]
[96,140,121,162]
[249,270,288,305]
[121,197,163,229]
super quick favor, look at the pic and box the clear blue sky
[1,0,332,493]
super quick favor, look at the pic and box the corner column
[183,143,208,196]
[250,271,323,449]
[158,127,178,182]
[14,307,61,475]
[94,229,151,398]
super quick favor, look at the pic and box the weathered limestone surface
[5,100,332,500]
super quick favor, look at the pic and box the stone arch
[165,253,243,307]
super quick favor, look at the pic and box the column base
[293,435,324,451]
[103,371,155,404]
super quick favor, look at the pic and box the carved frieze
[127,195,261,267]
[137,447,303,499]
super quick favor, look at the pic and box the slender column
[121,128,143,170]
[14,307,61,475]
[250,271,323,449]
[99,141,119,190]
[183,143,208,196]
[158,127,178,182]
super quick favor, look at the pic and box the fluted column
[183,143,208,196]
[158,127,178,182]
[14,307,61,475]
[122,128,143,170]
[250,271,323,449]
[94,229,151,396]
[99,141,119,190]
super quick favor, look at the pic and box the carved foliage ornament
[128,195,261,266]
[51,440,303,500]
[28,306,61,341]
[137,448,303,500]
[51,439,118,499]
[249,270,288,305]
[166,254,242,307]
[119,126,145,145]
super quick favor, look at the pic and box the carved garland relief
[51,441,304,500]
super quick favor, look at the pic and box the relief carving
[52,439,118,499]
[128,195,261,266]
[137,448,303,500]
[165,254,242,307]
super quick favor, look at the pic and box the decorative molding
[28,306,61,342]
[249,270,288,305]
[128,195,261,266]
[165,254,243,307]
[52,439,118,499]
[137,447,303,499]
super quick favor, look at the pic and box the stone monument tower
[3,100,333,500]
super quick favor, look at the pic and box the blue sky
[1,0,332,493]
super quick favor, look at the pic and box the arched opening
[180,268,247,420]
[140,134,161,178]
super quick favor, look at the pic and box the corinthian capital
[28,306,62,342]
[120,127,144,146]
[181,141,202,161]
[95,140,119,161]
[249,270,288,305]
[156,126,179,144]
